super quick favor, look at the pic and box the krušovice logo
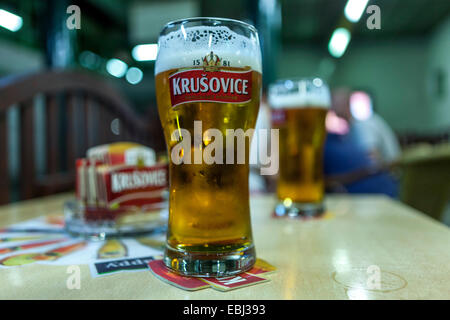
[111,170,167,193]
[169,51,252,108]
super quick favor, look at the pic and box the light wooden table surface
[0,193,449,300]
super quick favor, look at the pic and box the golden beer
[269,79,330,217]
[155,18,262,276]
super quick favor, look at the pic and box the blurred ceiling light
[125,67,143,85]
[132,44,158,61]
[344,0,369,23]
[106,58,128,78]
[328,28,351,58]
[0,9,23,32]
[350,91,373,121]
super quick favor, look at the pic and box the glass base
[163,244,256,277]
[274,201,325,218]
[64,200,167,240]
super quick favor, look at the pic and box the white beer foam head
[268,79,331,109]
[155,25,262,74]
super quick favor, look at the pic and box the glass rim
[269,77,329,88]
[268,77,331,108]
[160,17,258,35]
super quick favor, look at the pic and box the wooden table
[0,193,449,300]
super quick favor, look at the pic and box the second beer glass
[155,18,262,276]
[269,78,330,218]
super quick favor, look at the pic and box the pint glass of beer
[269,78,330,217]
[155,18,262,276]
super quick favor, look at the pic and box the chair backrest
[0,70,154,204]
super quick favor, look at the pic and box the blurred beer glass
[155,18,262,276]
[269,78,330,217]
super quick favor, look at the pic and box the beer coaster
[246,258,277,276]
[201,273,269,291]
[148,258,276,292]
[148,260,210,291]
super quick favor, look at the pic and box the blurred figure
[324,88,399,197]
[350,91,401,163]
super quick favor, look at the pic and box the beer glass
[269,78,330,217]
[155,18,262,276]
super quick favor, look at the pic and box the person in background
[350,91,401,164]
[324,88,399,197]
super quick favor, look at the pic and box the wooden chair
[0,70,157,204]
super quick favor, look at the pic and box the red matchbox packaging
[97,163,168,210]
[75,143,168,221]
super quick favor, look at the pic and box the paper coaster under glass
[64,200,168,240]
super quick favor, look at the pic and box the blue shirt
[324,129,398,197]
